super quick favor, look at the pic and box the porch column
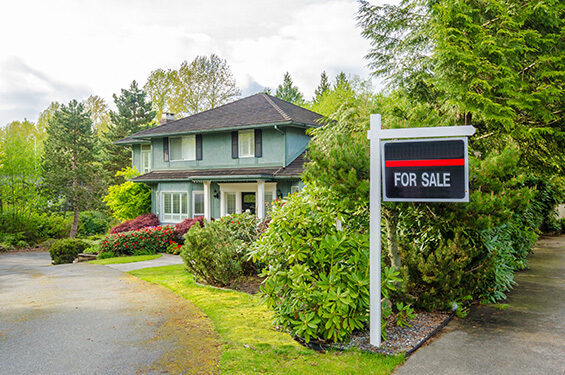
[203,181,211,221]
[257,180,265,220]
[220,191,226,217]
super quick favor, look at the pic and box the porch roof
[132,152,306,183]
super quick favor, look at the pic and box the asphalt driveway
[0,252,220,375]
[395,235,565,374]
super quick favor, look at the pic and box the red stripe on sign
[385,158,465,167]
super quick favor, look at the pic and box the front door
[241,192,256,214]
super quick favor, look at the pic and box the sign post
[367,115,475,347]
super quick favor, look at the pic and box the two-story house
[116,93,324,224]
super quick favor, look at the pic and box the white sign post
[367,114,476,347]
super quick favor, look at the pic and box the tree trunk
[383,208,402,271]
[69,177,79,238]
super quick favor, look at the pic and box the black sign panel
[382,138,468,202]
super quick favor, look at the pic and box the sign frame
[381,137,470,203]
[367,114,475,347]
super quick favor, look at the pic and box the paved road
[0,252,220,375]
[395,235,565,375]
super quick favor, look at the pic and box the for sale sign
[382,138,469,202]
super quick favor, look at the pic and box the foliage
[313,71,331,102]
[78,211,112,237]
[275,72,304,105]
[174,216,204,239]
[146,54,241,118]
[109,212,160,234]
[0,211,71,248]
[103,81,155,183]
[166,241,183,255]
[251,184,390,343]
[395,303,416,327]
[181,213,260,287]
[83,95,112,134]
[49,238,89,264]
[103,167,152,221]
[131,265,404,375]
[100,225,175,257]
[42,99,103,238]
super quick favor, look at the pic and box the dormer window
[170,135,196,161]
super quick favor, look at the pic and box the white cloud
[0,0,372,126]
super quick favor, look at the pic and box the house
[116,93,324,224]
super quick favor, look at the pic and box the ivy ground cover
[130,265,403,375]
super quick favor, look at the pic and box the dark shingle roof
[124,93,324,140]
[132,152,307,182]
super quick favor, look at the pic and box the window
[291,185,300,194]
[193,191,204,217]
[141,144,151,173]
[162,192,188,223]
[238,130,254,158]
[170,135,196,161]
[226,192,236,215]
[264,192,273,216]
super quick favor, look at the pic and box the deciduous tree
[275,72,304,105]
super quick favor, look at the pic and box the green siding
[131,144,142,171]
[285,127,310,165]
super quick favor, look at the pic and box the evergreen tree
[275,72,304,105]
[313,71,330,102]
[103,81,155,183]
[42,100,101,238]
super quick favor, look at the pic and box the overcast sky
[0,0,375,126]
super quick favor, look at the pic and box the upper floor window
[170,135,196,161]
[141,144,151,173]
[238,130,254,158]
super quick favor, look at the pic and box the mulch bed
[228,276,265,294]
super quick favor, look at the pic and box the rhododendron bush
[110,213,160,234]
[100,226,175,257]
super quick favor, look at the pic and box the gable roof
[119,93,324,142]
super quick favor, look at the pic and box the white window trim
[141,144,152,173]
[169,135,196,161]
[218,182,276,217]
[238,129,254,158]
[161,191,189,223]
[192,190,205,217]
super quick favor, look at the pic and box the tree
[103,167,151,221]
[275,72,304,105]
[84,95,111,134]
[144,68,176,121]
[168,54,240,117]
[313,71,330,102]
[358,0,565,174]
[42,100,101,238]
[103,81,155,183]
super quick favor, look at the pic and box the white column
[220,190,226,217]
[203,181,211,221]
[256,180,265,220]
[272,183,277,201]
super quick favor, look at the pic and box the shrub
[181,213,260,286]
[174,216,205,237]
[49,239,89,264]
[100,225,175,257]
[110,213,160,234]
[103,167,151,221]
[78,211,112,236]
[0,211,71,245]
[251,185,380,343]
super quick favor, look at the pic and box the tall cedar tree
[42,100,101,238]
[275,72,304,105]
[103,81,155,183]
[358,0,565,174]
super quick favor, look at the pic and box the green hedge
[49,239,89,264]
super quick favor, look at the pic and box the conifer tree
[275,72,304,105]
[313,71,330,102]
[103,81,155,183]
[42,100,101,238]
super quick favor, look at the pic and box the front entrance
[241,192,256,214]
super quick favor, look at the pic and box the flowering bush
[166,240,183,255]
[100,225,175,256]
[174,216,205,242]
[110,213,160,234]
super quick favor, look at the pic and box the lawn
[89,254,162,265]
[130,265,404,375]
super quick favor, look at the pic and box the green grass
[89,254,162,265]
[130,265,404,375]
